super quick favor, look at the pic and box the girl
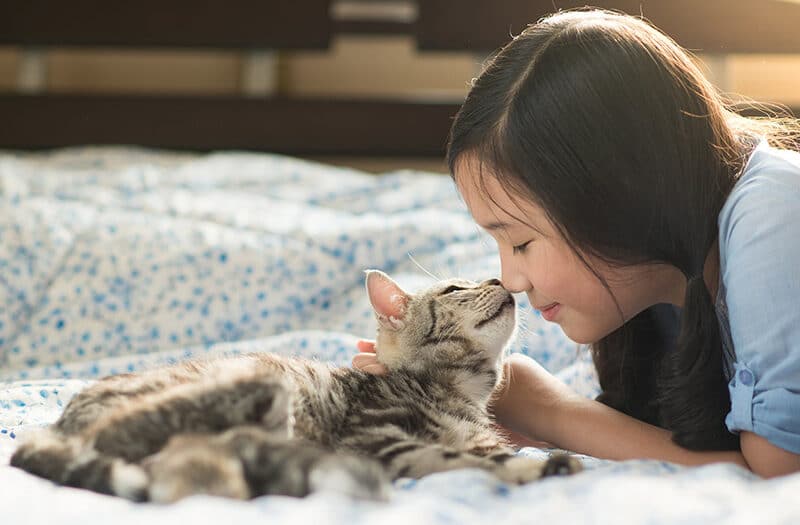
[353,8,800,478]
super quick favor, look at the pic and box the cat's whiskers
[406,252,443,282]
[515,324,532,338]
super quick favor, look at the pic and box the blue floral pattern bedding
[0,147,797,524]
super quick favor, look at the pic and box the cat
[10,270,580,502]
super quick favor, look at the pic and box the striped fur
[10,271,579,502]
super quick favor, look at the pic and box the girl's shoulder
[718,140,800,251]
[726,139,800,202]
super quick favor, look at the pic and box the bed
[3,145,798,524]
[1,1,800,523]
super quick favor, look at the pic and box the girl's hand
[351,339,388,375]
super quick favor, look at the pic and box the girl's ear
[365,270,409,330]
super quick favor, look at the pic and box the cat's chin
[372,340,404,371]
[478,323,516,354]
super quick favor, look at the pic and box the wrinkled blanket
[0,147,796,524]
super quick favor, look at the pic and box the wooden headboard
[1,0,798,157]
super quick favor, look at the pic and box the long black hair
[446,8,799,451]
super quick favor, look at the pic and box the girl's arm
[740,432,800,479]
[358,342,800,477]
[494,354,751,469]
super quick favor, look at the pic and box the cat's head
[364,270,516,390]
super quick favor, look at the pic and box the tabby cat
[10,270,580,502]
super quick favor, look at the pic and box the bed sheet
[0,146,798,524]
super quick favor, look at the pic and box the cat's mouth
[474,295,515,329]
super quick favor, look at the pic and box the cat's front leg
[376,441,580,483]
[91,377,292,462]
[373,440,505,479]
[467,444,582,482]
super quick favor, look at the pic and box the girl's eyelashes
[512,240,532,254]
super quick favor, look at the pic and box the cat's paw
[541,453,582,477]
[144,440,250,503]
[495,453,581,484]
[309,455,391,501]
[110,460,149,502]
[9,428,78,478]
[494,456,549,484]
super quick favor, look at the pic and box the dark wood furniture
[1,1,798,157]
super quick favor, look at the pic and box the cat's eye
[440,285,464,295]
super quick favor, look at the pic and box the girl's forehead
[454,156,545,229]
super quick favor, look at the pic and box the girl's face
[455,155,684,344]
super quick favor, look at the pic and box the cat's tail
[9,427,149,501]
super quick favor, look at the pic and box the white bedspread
[1,147,797,524]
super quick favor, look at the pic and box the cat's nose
[481,278,503,288]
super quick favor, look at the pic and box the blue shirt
[716,139,800,454]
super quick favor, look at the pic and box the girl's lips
[539,302,561,322]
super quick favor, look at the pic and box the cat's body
[10,271,580,502]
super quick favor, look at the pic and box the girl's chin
[561,319,622,345]
[555,312,595,345]
[560,328,585,344]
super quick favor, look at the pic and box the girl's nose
[500,270,530,294]
[499,250,530,293]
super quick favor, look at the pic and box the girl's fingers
[356,340,376,353]
[352,353,378,368]
[362,364,388,375]
[352,353,388,375]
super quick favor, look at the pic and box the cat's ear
[365,270,409,331]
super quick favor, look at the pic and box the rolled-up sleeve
[718,146,800,454]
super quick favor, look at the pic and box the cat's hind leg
[91,376,292,462]
[218,426,390,501]
[143,426,390,503]
[142,433,251,503]
[9,427,149,501]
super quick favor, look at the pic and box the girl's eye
[512,241,532,255]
